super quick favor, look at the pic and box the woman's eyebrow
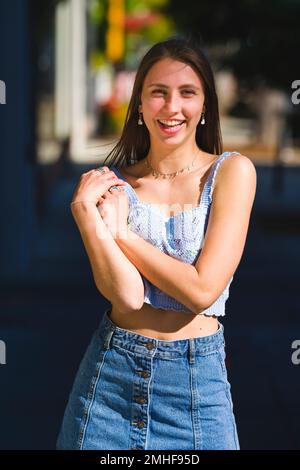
[147,83,200,90]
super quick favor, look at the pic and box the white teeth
[158,120,185,127]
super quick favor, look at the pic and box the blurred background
[0,0,299,450]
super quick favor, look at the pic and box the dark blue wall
[0,0,37,284]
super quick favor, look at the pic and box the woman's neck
[147,142,204,174]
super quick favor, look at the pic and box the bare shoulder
[214,153,257,191]
[121,160,146,178]
[194,153,257,304]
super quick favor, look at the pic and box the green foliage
[142,15,175,43]
[88,0,106,25]
[127,0,169,12]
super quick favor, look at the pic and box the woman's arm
[71,202,144,313]
[193,154,257,306]
[116,231,207,313]
[116,155,257,314]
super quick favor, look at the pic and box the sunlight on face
[140,58,205,146]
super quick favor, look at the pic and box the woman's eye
[151,89,196,96]
[152,89,166,95]
[182,90,196,95]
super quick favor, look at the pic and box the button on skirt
[56,308,240,450]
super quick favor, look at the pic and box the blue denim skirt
[56,308,240,450]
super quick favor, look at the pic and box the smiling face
[139,58,205,148]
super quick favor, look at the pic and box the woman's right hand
[70,167,126,207]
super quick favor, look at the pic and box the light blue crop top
[110,151,241,317]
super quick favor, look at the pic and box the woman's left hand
[98,185,129,238]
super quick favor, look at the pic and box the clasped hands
[97,182,130,239]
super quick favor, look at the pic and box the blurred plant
[87,0,174,134]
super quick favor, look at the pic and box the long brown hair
[103,36,223,168]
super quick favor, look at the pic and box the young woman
[56,37,256,450]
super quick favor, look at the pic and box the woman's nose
[163,92,181,113]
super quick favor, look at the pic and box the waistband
[97,308,225,360]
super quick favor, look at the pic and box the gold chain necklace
[144,156,197,179]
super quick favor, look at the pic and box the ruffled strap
[207,151,241,203]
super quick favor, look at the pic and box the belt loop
[103,325,115,350]
[188,338,196,364]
